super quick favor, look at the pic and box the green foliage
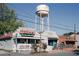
[0,4,23,35]
[63,32,74,36]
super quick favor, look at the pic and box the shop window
[66,41,75,48]
[48,38,57,46]
[17,39,40,44]
[28,39,35,44]
[48,40,53,46]
[66,41,75,44]
[17,39,27,43]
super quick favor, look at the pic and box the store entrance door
[48,38,57,49]
[48,40,53,46]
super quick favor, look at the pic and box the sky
[8,3,79,35]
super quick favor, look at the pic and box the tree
[0,3,23,35]
[63,32,74,36]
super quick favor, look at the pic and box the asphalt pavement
[0,50,79,56]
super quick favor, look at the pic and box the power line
[54,23,73,28]
[16,14,34,22]
[16,10,79,31]
[16,17,74,31]
[15,12,79,32]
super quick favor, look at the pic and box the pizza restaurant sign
[16,29,35,37]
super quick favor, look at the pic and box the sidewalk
[0,49,76,56]
[0,49,9,54]
[48,50,65,53]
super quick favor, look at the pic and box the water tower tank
[36,5,49,17]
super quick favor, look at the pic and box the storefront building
[59,35,76,50]
[40,31,59,51]
[13,27,59,52]
[0,27,59,52]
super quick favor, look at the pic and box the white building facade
[12,27,59,52]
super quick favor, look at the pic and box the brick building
[58,35,76,50]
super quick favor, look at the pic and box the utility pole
[74,24,76,48]
[74,24,76,41]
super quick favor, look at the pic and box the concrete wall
[76,35,79,47]
[0,38,16,51]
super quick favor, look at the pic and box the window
[48,40,53,46]
[48,38,57,46]
[17,38,40,44]
[17,39,27,43]
[28,39,35,44]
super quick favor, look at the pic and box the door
[48,39,57,49]
[48,40,53,46]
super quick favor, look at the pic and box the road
[0,50,79,56]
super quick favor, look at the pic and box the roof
[0,33,12,39]
[17,37,43,40]
[59,35,77,42]
[65,36,77,41]
[41,31,59,39]
[59,36,66,43]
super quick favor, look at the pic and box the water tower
[35,5,49,32]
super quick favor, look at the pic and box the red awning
[19,31,35,34]
[0,33,12,39]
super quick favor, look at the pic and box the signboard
[16,29,35,37]
[17,44,32,50]
[20,33,34,37]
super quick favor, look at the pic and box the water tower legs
[47,13,50,31]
